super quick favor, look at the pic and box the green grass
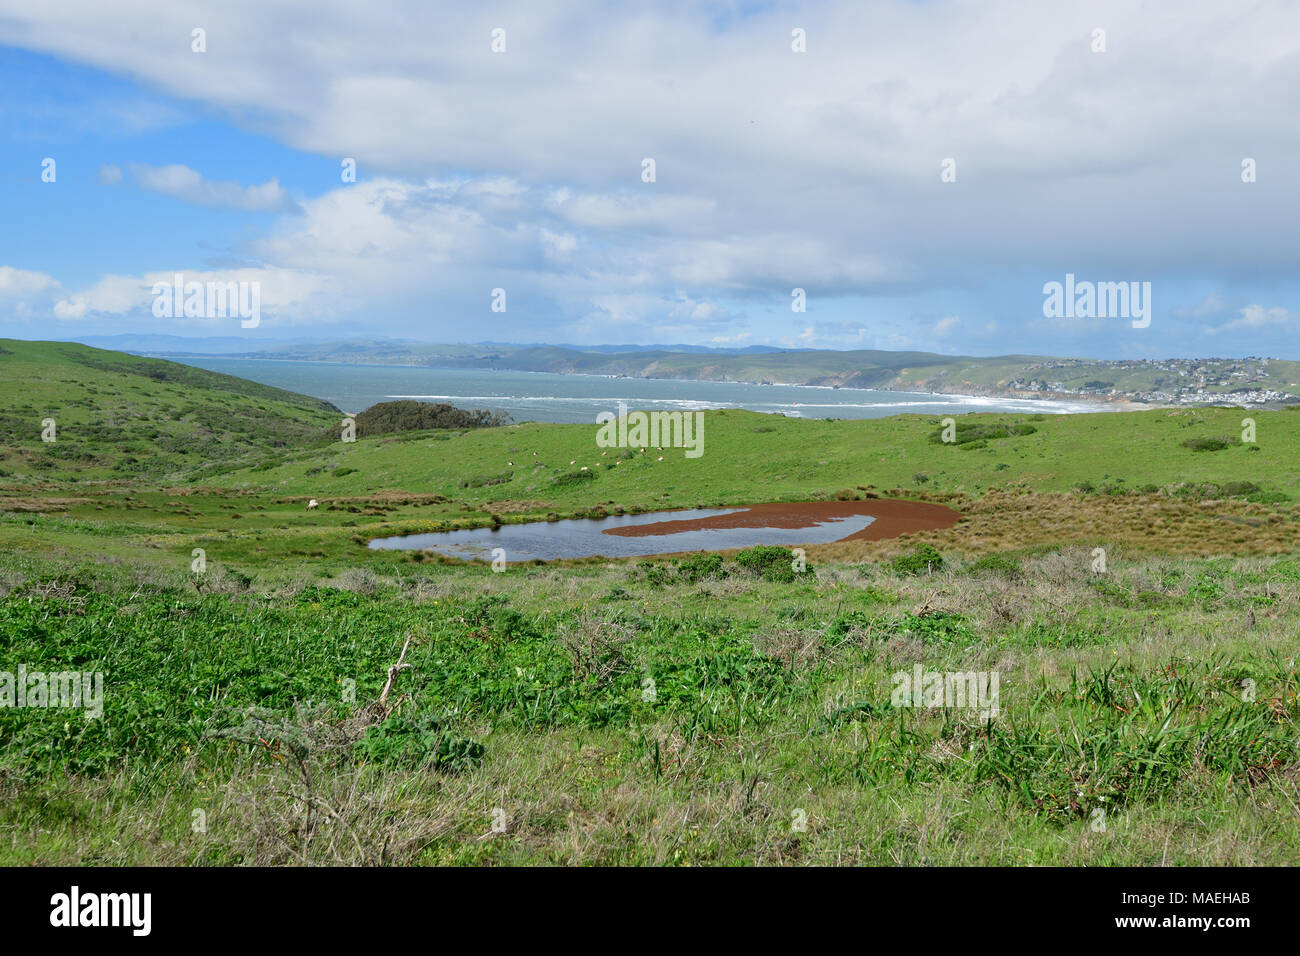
[0,338,340,481]
[2,342,1299,865]
[1,545,1297,864]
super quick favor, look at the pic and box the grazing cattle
[307,499,319,510]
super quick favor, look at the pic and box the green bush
[964,553,1021,578]
[891,543,945,576]
[355,714,485,772]
[353,400,509,436]
[930,422,1037,446]
[459,471,512,489]
[1181,436,1240,452]
[734,545,812,583]
[551,469,596,488]
[677,552,726,583]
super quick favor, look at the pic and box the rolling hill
[0,339,341,481]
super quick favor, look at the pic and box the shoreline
[164,352,1295,412]
[169,354,1138,414]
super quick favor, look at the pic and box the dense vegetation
[1,342,1298,865]
[355,400,510,436]
[2,543,1297,865]
[0,339,339,480]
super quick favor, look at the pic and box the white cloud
[934,316,961,337]
[0,266,59,298]
[3,0,1297,287]
[4,2,1300,348]
[129,163,296,212]
[1209,304,1295,334]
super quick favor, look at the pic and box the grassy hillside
[2,346,1298,866]
[0,339,340,481]
[4,399,1299,576]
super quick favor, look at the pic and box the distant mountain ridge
[53,337,1300,406]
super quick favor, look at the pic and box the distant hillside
[135,340,1300,406]
[0,340,341,483]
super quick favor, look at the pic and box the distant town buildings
[1003,357,1293,406]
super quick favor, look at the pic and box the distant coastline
[127,342,1300,410]
[158,352,1164,412]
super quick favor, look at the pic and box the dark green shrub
[459,471,512,488]
[551,469,596,488]
[891,544,945,576]
[1181,436,1239,452]
[734,545,812,583]
[964,553,1022,578]
[355,714,485,772]
[677,552,725,583]
[353,400,509,436]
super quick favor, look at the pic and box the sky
[1,0,1299,358]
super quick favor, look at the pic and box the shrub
[964,553,1021,578]
[354,714,485,772]
[677,552,725,583]
[930,422,1037,445]
[1181,436,1240,452]
[353,400,510,436]
[551,469,596,488]
[891,543,945,576]
[458,471,512,489]
[734,545,811,583]
[635,561,675,587]
[1219,481,1262,497]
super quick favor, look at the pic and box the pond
[366,499,961,563]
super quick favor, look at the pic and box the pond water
[366,507,878,562]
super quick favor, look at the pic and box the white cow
[307,499,319,510]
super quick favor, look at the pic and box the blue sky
[1,1,1299,358]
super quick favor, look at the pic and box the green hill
[0,339,341,482]
[3,343,1300,866]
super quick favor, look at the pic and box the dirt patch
[602,498,962,542]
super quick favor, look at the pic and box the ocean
[178,357,1108,423]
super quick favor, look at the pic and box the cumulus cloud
[129,163,296,212]
[934,316,961,337]
[2,2,1296,281]
[3,2,1299,348]
[0,266,59,298]
[1208,305,1295,334]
